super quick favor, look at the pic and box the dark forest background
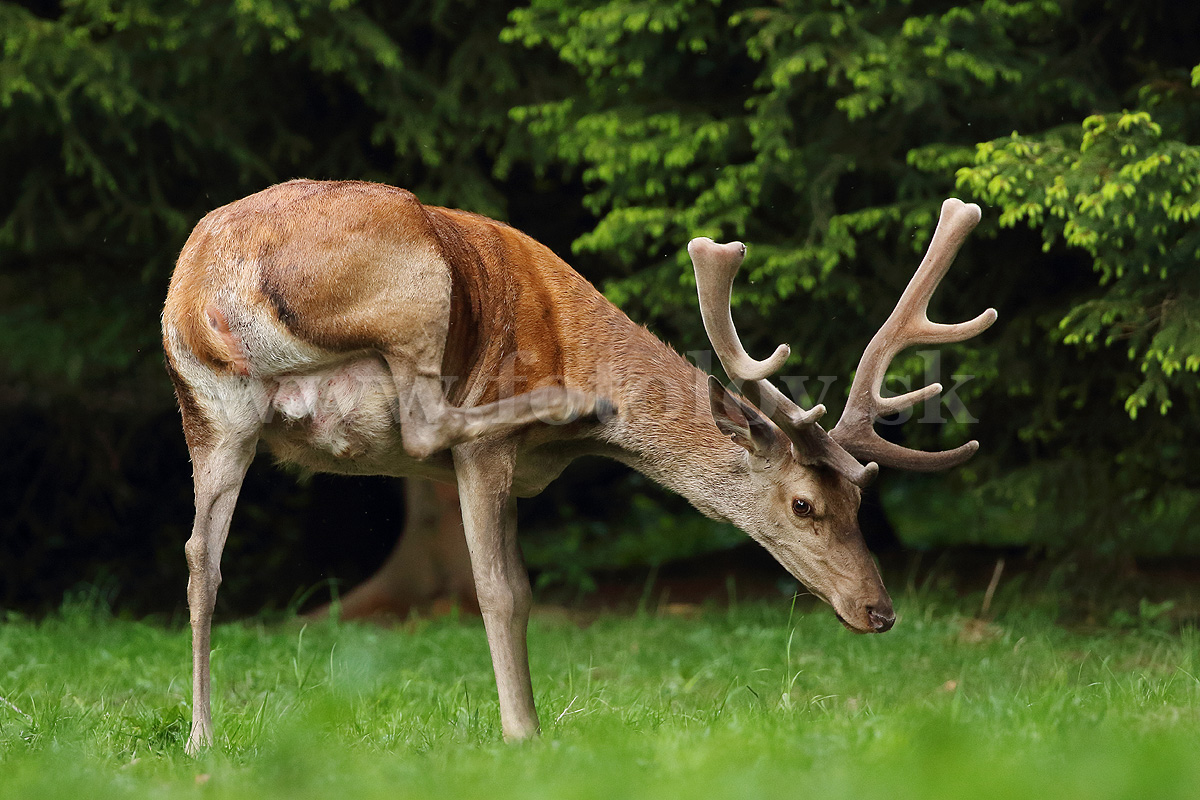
[2,0,1198,616]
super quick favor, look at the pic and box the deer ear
[707,376,790,463]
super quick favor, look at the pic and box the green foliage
[506,0,1096,313]
[504,0,1200,555]
[1,597,1199,796]
[944,77,1200,555]
[958,105,1200,419]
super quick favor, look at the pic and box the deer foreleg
[452,441,539,741]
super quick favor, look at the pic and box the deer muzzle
[832,588,895,634]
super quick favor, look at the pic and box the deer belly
[261,357,401,466]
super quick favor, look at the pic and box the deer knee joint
[477,577,530,622]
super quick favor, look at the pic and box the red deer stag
[162,180,996,752]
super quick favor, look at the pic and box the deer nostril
[867,606,895,633]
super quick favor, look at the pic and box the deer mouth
[801,589,871,633]
[834,610,872,634]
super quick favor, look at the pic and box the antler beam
[688,238,827,426]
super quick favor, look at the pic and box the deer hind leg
[452,441,539,740]
[184,428,257,755]
[167,365,262,755]
[371,251,611,461]
[384,352,610,462]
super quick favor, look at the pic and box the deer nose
[866,605,895,633]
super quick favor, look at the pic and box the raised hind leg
[366,246,611,460]
[384,354,609,462]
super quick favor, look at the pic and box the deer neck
[463,238,757,527]
[591,323,757,527]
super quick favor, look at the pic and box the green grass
[1,590,1198,799]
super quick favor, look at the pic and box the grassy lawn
[1,589,1198,799]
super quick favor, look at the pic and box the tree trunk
[309,478,478,620]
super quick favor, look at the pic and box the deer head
[689,199,998,633]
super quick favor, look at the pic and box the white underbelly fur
[260,356,411,472]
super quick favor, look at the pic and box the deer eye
[791,498,813,518]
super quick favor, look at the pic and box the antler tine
[829,199,998,471]
[688,238,827,434]
[688,237,791,383]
